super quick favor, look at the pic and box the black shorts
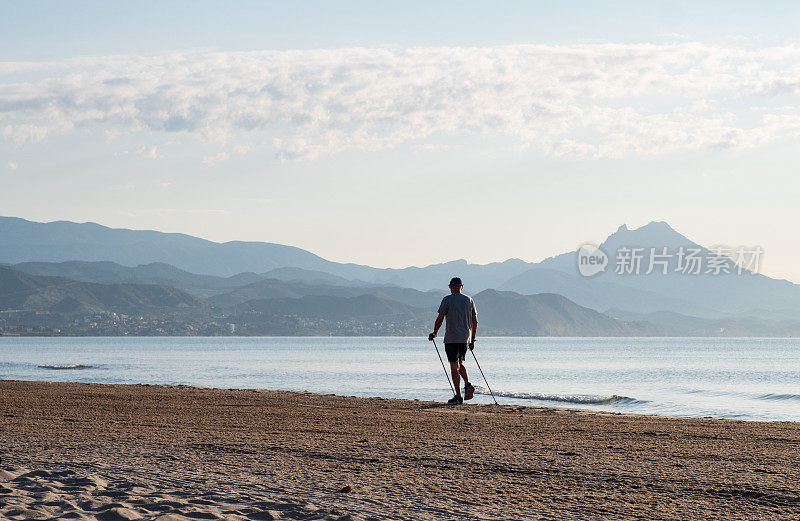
[445,343,468,363]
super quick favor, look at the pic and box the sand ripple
[0,467,355,521]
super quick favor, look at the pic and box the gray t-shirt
[437,293,477,344]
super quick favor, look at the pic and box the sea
[1,336,799,422]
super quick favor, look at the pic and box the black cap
[448,277,463,287]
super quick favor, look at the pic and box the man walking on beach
[429,277,478,405]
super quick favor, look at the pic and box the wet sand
[1,380,799,520]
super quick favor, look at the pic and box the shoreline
[2,380,800,519]
[4,377,796,424]
[1,378,795,425]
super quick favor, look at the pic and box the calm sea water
[1,337,799,422]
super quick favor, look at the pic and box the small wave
[38,364,94,370]
[685,389,749,398]
[474,387,639,405]
[758,393,800,401]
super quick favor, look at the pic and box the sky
[2,1,800,282]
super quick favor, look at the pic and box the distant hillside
[0,264,200,315]
[211,278,444,309]
[4,216,800,330]
[14,260,262,297]
[2,262,798,337]
[226,293,429,336]
[0,216,361,278]
[499,267,713,316]
[0,216,537,286]
[535,221,800,316]
[260,267,367,287]
[474,289,643,336]
[237,294,423,321]
[607,308,800,337]
[224,291,642,336]
[361,258,535,292]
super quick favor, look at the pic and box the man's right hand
[428,333,436,341]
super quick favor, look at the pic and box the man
[428,277,478,405]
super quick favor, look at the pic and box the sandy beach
[1,380,799,520]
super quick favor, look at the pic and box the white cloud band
[1,43,800,159]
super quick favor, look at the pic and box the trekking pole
[431,338,455,395]
[471,349,498,405]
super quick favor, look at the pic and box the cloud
[3,124,49,145]
[186,209,229,215]
[134,145,158,159]
[2,44,800,159]
[6,160,17,169]
[202,152,229,165]
[155,208,230,216]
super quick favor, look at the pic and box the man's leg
[458,345,474,400]
[458,363,469,386]
[450,361,462,396]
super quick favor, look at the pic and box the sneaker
[447,395,464,405]
[464,382,475,401]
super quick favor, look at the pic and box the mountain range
[0,262,654,336]
[1,215,798,336]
